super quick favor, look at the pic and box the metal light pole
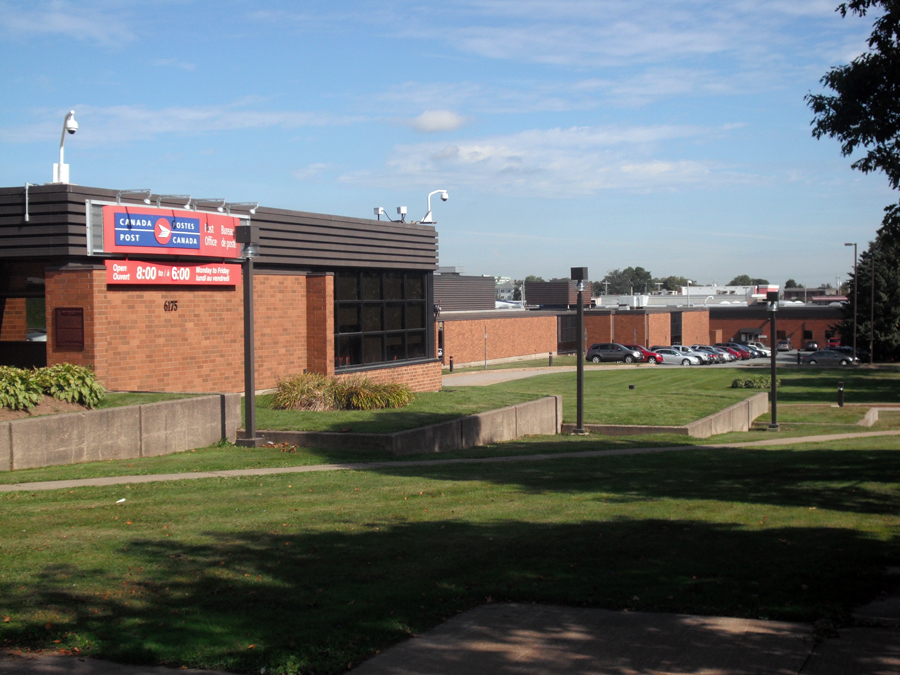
[53,110,78,184]
[687,280,691,307]
[572,267,588,435]
[767,291,779,431]
[236,224,264,447]
[845,242,857,358]
[870,249,876,365]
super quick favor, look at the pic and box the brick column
[306,273,334,376]
[45,267,107,378]
[0,298,27,341]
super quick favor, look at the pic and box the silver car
[802,350,857,366]
[653,347,701,366]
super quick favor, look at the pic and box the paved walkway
[2,430,899,494]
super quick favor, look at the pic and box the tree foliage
[784,278,801,288]
[726,275,769,286]
[601,266,654,295]
[806,0,900,193]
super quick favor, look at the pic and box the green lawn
[1,436,899,674]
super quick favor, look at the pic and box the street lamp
[52,110,78,184]
[870,249,876,365]
[767,291,779,431]
[236,223,264,447]
[571,267,588,435]
[686,280,692,308]
[845,243,857,359]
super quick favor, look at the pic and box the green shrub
[272,372,334,411]
[0,367,43,411]
[731,376,783,390]
[33,363,105,409]
[332,375,413,411]
[272,372,413,411]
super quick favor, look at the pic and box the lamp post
[572,267,588,435]
[236,224,264,447]
[870,249,876,365]
[767,291,779,431]
[421,190,449,223]
[53,110,78,184]
[845,242,857,359]
[686,280,692,307]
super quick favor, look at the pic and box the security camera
[440,192,449,202]
[64,111,78,135]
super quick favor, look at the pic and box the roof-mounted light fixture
[225,202,259,215]
[397,206,407,223]
[193,198,226,212]
[421,189,448,224]
[52,110,78,184]
[156,194,192,209]
[373,206,397,222]
[116,189,153,205]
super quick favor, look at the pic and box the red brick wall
[334,360,442,393]
[0,297,27,341]
[683,310,710,346]
[46,268,102,370]
[584,314,613,344]
[443,315,557,364]
[255,274,308,387]
[710,316,836,347]
[307,274,334,377]
[612,312,646,346]
[647,313,671,347]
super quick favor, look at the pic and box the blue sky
[0,0,892,286]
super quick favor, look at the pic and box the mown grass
[1,436,899,674]
[96,392,198,409]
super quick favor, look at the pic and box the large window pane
[336,335,362,367]
[406,274,424,300]
[337,305,360,333]
[363,305,383,331]
[362,273,382,301]
[336,274,359,301]
[385,303,403,331]
[364,335,383,363]
[386,333,405,361]
[407,331,426,358]
[407,303,424,329]
[384,273,403,300]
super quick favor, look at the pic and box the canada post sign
[102,205,240,258]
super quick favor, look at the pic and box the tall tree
[784,279,801,288]
[807,0,900,359]
[727,274,753,286]
[658,275,688,291]
[601,266,654,295]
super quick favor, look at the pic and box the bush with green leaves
[731,376,782,389]
[32,363,106,409]
[273,372,413,411]
[0,367,44,412]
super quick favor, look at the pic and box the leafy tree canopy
[659,275,689,291]
[784,279,801,288]
[524,275,545,282]
[601,266,654,295]
[726,274,768,286]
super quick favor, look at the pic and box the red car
[715,343,750,359]
[623,344,663,364]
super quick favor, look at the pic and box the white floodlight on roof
[156,195,192,209]
[116,189,153,205]
[193,198,226,212]
[225,202,259,216]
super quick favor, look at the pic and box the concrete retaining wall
[0,394,242,471]
[561,392,768,439]
[242,396,563,456]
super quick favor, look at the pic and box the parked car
[715,345,743,360]
[776,340,792,352]
[717,342,751,359]
[690,345,727,363]
[747,341,772,357]
[802,340,819,351]
[802,349,857,366]
[835,345,871,361]
[623,344,663,364]
[585,343,642,364]
[827,337,842,348]
[671,345,713,364]
[653,347,701,366]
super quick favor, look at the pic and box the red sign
[102,205,240,259]
[105,261,241,286]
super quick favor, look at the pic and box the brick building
[0,184,442,393]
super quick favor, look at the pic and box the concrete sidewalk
[3,603,899,675]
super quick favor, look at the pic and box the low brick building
[0,184,442,392]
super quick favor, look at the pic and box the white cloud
[0,103,365,144]
[342,124,751,197]
[0,0,135,44]
[404,110,470,133]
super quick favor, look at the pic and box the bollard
[838,381,844,407]
[797,351,801,366]
[549,352,553,367]
[449,356,454,373]
[628,384,635,390]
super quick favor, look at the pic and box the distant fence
[1,394,241,471]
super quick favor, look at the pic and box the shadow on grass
[0,518,896,675]
[780,374,900,404]
[302,440,900,516]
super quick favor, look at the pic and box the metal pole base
[767,424,780,432]
[236,436,267,447]
[572,428,589,436]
